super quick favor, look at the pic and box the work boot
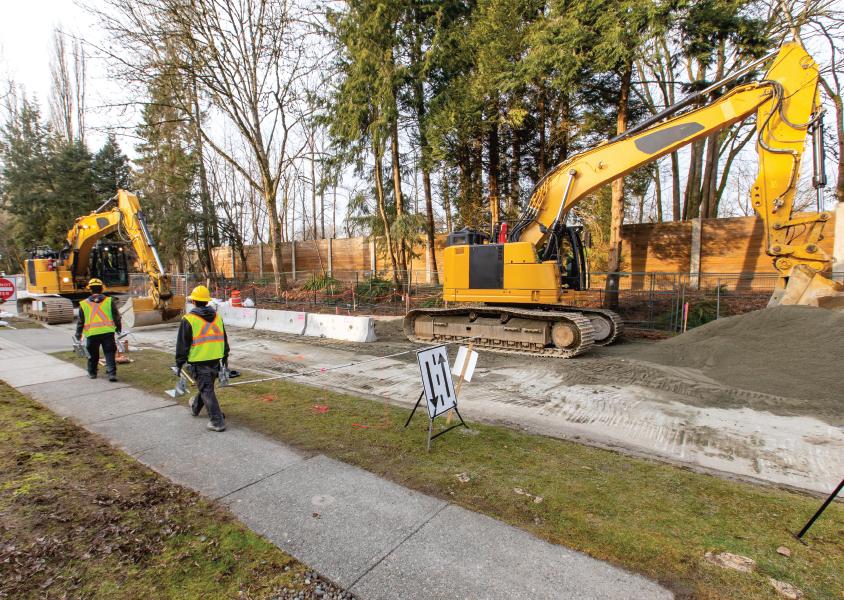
[207,421,226,432]
[189,395,202,417]
[108,374,118,382]
[88,372,97,379]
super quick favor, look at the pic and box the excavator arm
[509,42,832,285]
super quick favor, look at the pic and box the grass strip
[57,349,844,600]
[0,381,349,599]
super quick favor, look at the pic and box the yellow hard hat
[189,285,212,302]
[87,278,105,289]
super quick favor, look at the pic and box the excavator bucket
[770,265,844,310]
[121,295,186,328]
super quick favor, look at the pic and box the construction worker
[175,285,230,432]
[75,278,121,381]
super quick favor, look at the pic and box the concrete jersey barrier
[303,313,377,343]
[217,304,258,329]
[254,309,307,335]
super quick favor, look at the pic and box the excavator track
[555,306,623,346]
[404,306,596,358]
[17,296,75,324]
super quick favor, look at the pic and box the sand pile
[637,306,844,410]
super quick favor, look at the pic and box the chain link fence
[131,270,843,333]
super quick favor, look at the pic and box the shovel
[166,366,195,398]
[72,336,90,359]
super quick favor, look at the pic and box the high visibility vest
[185,313,226,362]
[80,296,116,338]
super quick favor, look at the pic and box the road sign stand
[407,345,470,451]
[404,390,467,451]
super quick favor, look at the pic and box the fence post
[327,237,333,277]
[230,246,236,278]
[370,239,377,271]
[716,278,721,319]
[258,243,264,279]
[291,240,297,281]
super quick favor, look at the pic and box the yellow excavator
[405,42,843,357]
[17,189,185,327]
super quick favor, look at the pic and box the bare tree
[49,30,86,144]
[95,0,318,292]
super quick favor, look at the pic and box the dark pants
[188,363,224,426]
[86,333,116,377]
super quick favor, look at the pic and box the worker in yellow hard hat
[75,278,122,381]
[175,285,230,432]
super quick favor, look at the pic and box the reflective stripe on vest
[185,313,226,362]
[80,297,116,337]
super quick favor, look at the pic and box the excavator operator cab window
[559,226,589,291]
[89,243,129,287]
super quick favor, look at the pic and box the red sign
[0,277,15,302]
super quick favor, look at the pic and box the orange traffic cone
[231,290,243,307]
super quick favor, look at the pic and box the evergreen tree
[134,73,197,273]
[44,138,97,246]
[0,96,53,250]
[92,133,132,198]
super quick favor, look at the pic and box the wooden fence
[200,212,837,289]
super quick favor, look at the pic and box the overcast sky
[0,0,129,152]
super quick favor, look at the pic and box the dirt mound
[637,306,844,413]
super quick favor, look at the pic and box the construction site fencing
[129,270,844,334]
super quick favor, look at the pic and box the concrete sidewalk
[0,333,672,599]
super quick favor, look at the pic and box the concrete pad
[28,385,175,425]
[136,427,305,499]
[0,327,75,353]
[0,361,86,387]
[352,504,673,600]
[87,404,206,454]
[19,376,132,403]
[223,455,446,588]
[0,354,66,375]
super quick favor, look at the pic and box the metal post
[796,478,843,540]
[327,237,333,277]
[258,243,264,279]
[291,241,297,281]
[716,278,721,319]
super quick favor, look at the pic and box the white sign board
[452,346,479,382]
[416,345,457,419]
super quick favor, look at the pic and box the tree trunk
[654,164,663,223]
[488,105,500,228]
[310,139,318,239]
[605,61,632,309]
[510,128,521,215]
[699,135,719,219]
[683,140,704,219]
[538,87,547,178]
[390,115,407,280]
[443,169,453,233]
[670,151,681,221]
[374,139,399,287]
[265,189,287,293]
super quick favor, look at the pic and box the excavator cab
[88,241,129,288]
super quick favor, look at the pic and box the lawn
[0,316,45,330]
[0,381,349,599]
[56,349,843,600]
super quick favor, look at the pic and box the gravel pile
[636,305,844,415]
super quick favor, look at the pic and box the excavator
[17,189,185,327]
[404,42,842,357]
